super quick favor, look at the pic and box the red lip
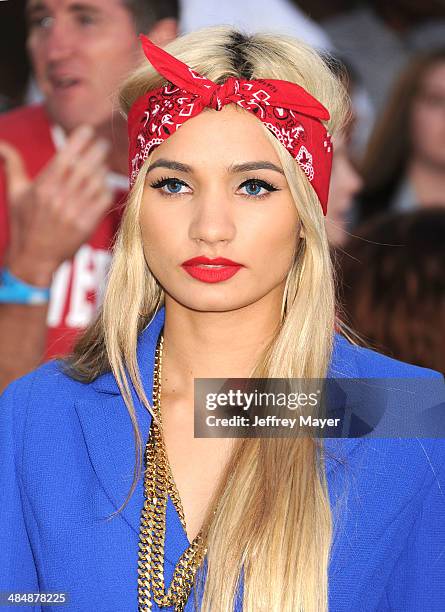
[181,256,244,284]
[182,256,242,266]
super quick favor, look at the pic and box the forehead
[150,105,283,167]
[26,0,124,13]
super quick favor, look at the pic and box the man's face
[27,0,141,131]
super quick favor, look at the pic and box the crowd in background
[0,0,444,391]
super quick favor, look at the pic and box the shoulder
[327,335,445,495]
[0,104,54,172]
[0,361,100,466]
[331,332,443,379]
[0,104,51,140]
[0,360,98,427]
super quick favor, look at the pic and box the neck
[161,287,284,398]
[407,157,445,207]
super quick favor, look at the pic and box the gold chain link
[137,334,208,611]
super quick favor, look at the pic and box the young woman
[1,27,444,612]
[358,48,445,222]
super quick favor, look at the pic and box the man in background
[0,0,178,390]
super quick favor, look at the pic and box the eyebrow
[26,2,47,17]
[146,158,285,176]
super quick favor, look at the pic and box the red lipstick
[181,256,244,283]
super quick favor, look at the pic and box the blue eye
[243,181,263,196]
[150,177,190,196]
[149,176,280,199]
[28,15,54,30]
[164,180,183,193]
[239,179,279,198]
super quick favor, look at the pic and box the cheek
[28,37,44,76]
[94,38,139,83]
[139,203,181,270]
[333,158,358,199]
[245,211,299,276]
[140,206,163,254]
[411,104,442,147]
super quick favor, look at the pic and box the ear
[146,18,178,47]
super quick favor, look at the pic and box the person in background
[324,55,363,247]
[358,48,445,223]
[325,130,362,247]
[337,208,445,373]
[0,0,178,391]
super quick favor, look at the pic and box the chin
[48,103,111,132]
[165,286,261,314]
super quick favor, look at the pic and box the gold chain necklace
[137,334,208,611]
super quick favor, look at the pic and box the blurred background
[0,0,443,388]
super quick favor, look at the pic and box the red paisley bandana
[128,35,333,214]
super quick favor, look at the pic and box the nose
[43,17,76,62]
[188,193,237,247]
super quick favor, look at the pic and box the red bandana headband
[128,35,333,214]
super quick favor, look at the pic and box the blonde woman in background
[1,27,444,612]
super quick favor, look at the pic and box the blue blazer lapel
[74,393,150,535]
[73,306,189,565]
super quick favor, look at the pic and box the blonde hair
[67,26,349,612]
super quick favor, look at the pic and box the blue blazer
[1,306,445,611]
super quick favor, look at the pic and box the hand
[0,125,114,285]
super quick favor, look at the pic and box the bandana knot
[207,77,241,110]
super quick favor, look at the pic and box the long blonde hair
[67,26,349,611]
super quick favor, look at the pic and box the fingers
[4,124,119,266]
[40,124,96,184]
[80,165,108,200]
[0,141,31,203]
[62,138,110,195]
[34,125,111,217]
[76,166,115,228]
[72,191,114,241]
[51,156,115,237]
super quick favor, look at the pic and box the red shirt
[0,105,127,360]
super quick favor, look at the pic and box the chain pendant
[137,335,208,611]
